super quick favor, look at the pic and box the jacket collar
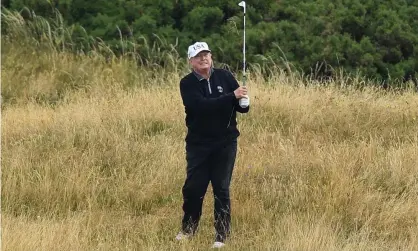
[193,67,214,81]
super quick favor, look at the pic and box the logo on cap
[188,42,211,59]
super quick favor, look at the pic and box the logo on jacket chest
[217,86,223,93]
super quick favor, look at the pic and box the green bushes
[2,0,418,84]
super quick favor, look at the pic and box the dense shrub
[2,0,417,84]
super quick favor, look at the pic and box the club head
[238,1,246,13]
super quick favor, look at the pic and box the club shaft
[242,7,246,86]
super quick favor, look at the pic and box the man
[176,41,250,249]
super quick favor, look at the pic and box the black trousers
[181,139,237,242]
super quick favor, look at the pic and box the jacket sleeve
[180,79,236,113]
[226,71,250,114]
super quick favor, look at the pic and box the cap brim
[189,49,211,59]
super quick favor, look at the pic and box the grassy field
[2,35,418,250]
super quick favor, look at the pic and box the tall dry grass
[2,8,418,251]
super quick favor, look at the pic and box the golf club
[238,1,249,108]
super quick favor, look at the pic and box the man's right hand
[234,86,248,99]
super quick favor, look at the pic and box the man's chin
[199,64,211,70]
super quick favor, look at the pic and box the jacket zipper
[207,80,212,94]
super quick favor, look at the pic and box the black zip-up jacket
[180,68,250,144]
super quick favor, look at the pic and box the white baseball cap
[187,42,211,59]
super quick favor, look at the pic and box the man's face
[189,51,212,72]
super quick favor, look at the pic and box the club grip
[239,95,249,108]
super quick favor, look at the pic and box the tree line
[2,0,418,85]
